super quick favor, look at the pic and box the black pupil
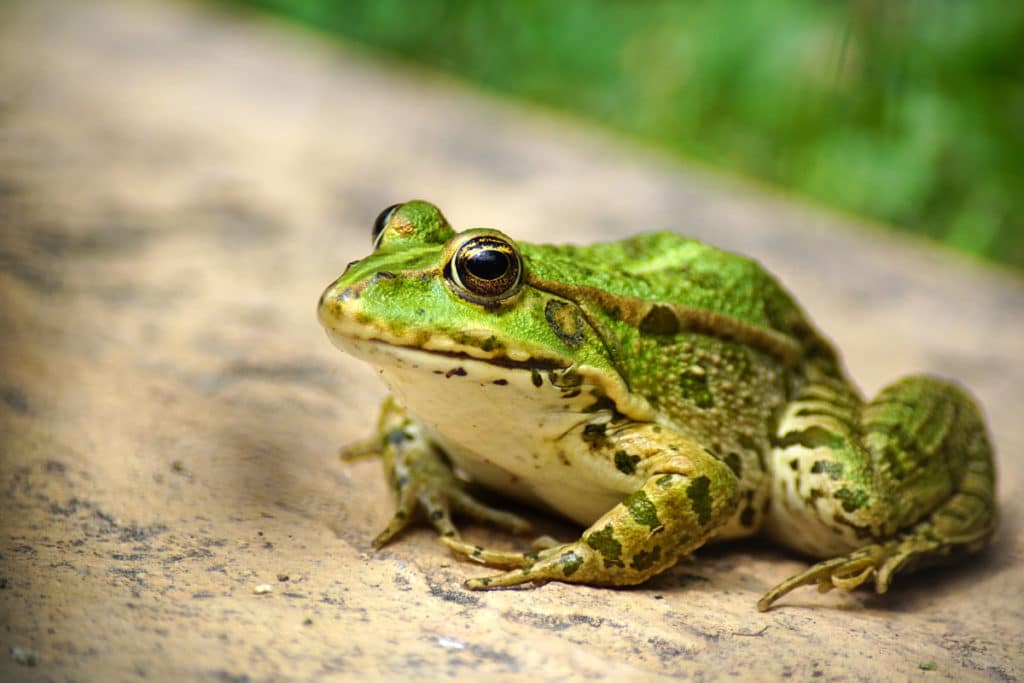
[467,250,510,280]
[372,204,401,242]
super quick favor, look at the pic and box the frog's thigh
[762,374,996,609]
[460,430,740,588]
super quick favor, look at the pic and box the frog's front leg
[444,425,740,589]
[343,397,531,548]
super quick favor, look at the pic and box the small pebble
[253,583,273,595]
[11,646,38,667]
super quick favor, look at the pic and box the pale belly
[329,335,639,525]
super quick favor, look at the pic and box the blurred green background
[234,0,1023,270]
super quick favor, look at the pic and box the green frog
[318,200,996,610]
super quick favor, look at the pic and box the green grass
[234,0,1024,270]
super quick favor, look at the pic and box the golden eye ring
[446,233,522,305]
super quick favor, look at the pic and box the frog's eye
[447,234,522,305]
[371,203,402,248]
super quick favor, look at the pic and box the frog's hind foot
[758,512,995,611]
[757,544,889,611]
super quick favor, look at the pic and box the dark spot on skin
[639,305,679,335]
[559,551,584,577]
[387,429,410,446]
[834,487,869,513]
[429,510,444,521]
[585,524,624,568]
[614,451,641,475]
[789,459,799,471]
[562,389,581,399]
[445,367,467,378]
[686,476,713,526]
[492,379,508,385]
[581,423,602,446]
[810,460,844,480]
[655,474,676,489]
[679,371,714,409]
[624,491,661,529]
[740,505,756,527]
[531,369,543,387]
[631,545,662,571]
[544,300,586,347]
[549,369,583,389]
[724,452,743,478]
[372,271,396,281]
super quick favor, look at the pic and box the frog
[317,200,997,610]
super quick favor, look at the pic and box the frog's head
[318,201,645,416]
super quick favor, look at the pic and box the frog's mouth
[321,327,571,373]
[322,325,657,423]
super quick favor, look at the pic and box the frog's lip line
[324,328,571,372]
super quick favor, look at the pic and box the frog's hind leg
[761,374,996,610]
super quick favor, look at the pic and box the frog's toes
[757,544,890,611]
[456,541,606,590]
[440,536,537,569]
[448,488,531,534]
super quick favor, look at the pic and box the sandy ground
[1,1,1022,680]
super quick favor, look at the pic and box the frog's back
[523,232,813,344]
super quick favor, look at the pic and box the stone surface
[1,1,1022,681]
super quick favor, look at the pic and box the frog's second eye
[448,235,522,305]
[371,203,402,247]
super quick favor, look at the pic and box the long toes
[338,436,382,461]
[372,512,415,548]
[449,489,531,534]
[371,486,423,548]
[463,544,597,590]
[465,568,539,590]
[439,536,536,568]
[757,548,885,611]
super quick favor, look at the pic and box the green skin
[318,200,997,610]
